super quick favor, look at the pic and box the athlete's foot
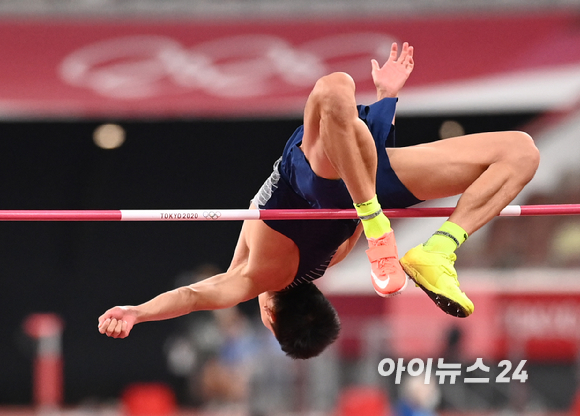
[400,245,474,317]
[366,230,408,297]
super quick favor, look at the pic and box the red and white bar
[0,204,579,221]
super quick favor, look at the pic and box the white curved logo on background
[60,33,397,99]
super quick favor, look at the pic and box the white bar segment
[120,209,261,221]
[499,205,522,216]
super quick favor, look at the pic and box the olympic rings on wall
[59,33,398,99]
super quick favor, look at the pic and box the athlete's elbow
[178,286,201,314]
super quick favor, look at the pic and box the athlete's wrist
[376,88,398,100]
[123,305,144,324]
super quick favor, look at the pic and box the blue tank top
[253,97,422,289]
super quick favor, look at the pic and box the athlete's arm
[98,213,273,339]
[329,223,364,267]
[97,265,264,339]
[99,204,298,339]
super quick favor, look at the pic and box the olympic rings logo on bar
[203,211,222,220]
[59,33,397,99]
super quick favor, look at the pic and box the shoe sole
[373,275,408,298]
[401,264,470,318]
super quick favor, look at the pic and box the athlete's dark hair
[271,282,341,360]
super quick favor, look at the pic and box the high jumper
[98,42,540,359]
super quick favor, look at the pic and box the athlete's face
[258,291,276,334]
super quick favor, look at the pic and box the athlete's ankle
[354,195,391,239]
[423,221,468,255]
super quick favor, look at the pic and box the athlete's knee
[511,131,540,170]
[316,72,355,91]
[311,72,356,121]
[505,131,540,182]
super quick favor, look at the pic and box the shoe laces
[377,255,399,275]
[372,235,398,275]
[421,246,460,287]
[444,253,460,286]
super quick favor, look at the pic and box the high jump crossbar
[0,204,578,221]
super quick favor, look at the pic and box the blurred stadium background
[1,0,580,415]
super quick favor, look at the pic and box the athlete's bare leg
[300,71,377,204]
[299,70,408,297]
[391,131,539,317]
[388,131,540,234]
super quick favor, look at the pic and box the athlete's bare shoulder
[229,203,299,292]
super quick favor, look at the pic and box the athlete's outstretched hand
[371,42,414,99]
[98,306,138,339]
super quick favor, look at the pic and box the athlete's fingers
[119,320,130,338]
[105,318,117,336]
[397,42,410,63]
[113,319,122,337]
[389,42,398,62]
[404,53,414,69]
[371,59,381,72]
[105,318,120,337]
[112,319,124,338]
[98,318,110,334]
[98,307,118,325]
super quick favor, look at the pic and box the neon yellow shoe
[400,244,474,318]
